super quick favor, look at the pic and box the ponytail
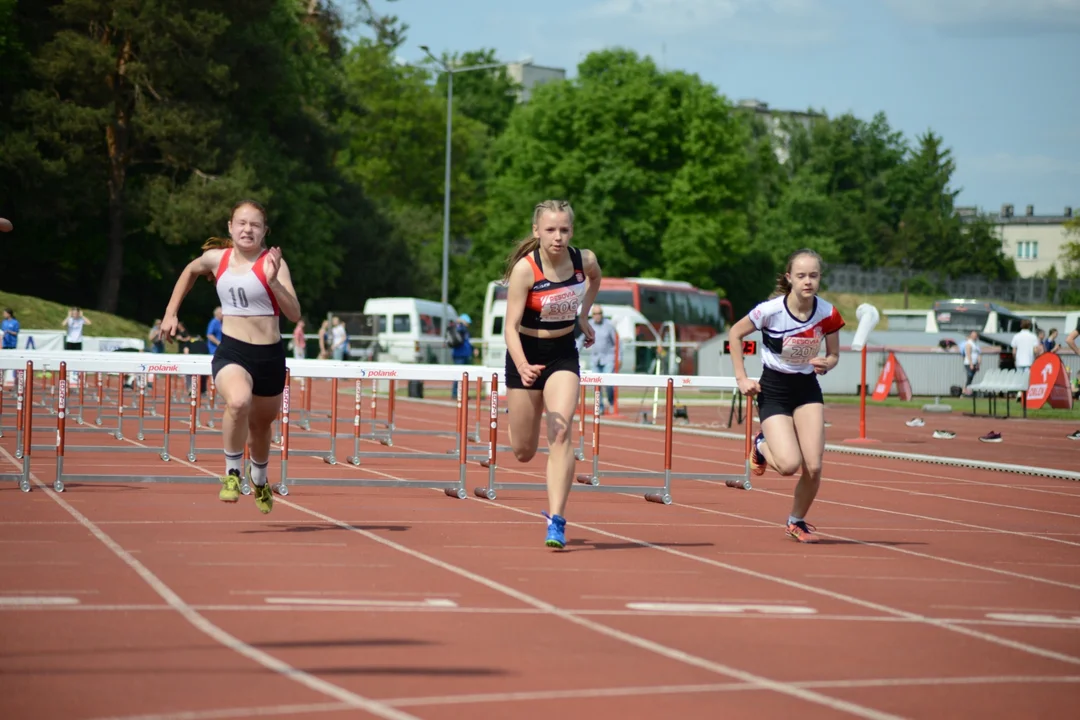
[770,272,792,299]
[502,235,540,283]
[202,236,233,250]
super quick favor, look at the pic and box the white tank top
[214,248,280,317]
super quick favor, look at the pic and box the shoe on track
[542,511,566,549]
[979,431,1003,443]
[786,520,819,544]
[932,430,956,439]
[219,473,241,503]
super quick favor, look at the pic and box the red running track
[1,385,1079,720]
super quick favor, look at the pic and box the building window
[1015,240,1038,260]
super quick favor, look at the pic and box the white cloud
[883,0,1080,34]
[582,0,831,45]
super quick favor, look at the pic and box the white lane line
[263,597,458,609]
[0,448,422,720]
[483,499,1080,667]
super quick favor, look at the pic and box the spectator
[330,316,348,360]
[292,317,307,359]
[962,330,981,394]
[1044,328,1060,354]
[206,307,223,356]
[588,306,619,414]
[61,306,91,350]
[148,319,166,353]
[1010,319,1040,373]
[2,308,18,388]
[449,314,473,400]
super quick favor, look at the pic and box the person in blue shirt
[2,308,18,388]
[1,308,18,350]
[449,314,473,400]
[206,306,223,355]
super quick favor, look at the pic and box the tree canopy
[0,0,1022,334]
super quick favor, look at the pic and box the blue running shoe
[542,511,566,549]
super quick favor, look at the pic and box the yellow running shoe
[250,471,274,515]
[219,473,241,503]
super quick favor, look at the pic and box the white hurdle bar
[471,371,755,504]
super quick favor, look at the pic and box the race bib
[781,334,821,364]
[540,289,580,323]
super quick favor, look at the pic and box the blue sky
[350,0,1079,215]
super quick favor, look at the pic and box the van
[361,297,458,364]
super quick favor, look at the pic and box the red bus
[594,278,731,374]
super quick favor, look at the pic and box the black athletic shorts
[755,366,823,422]
[505,332,580,391]
[211,334,287,397]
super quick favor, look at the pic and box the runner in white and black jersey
[727,249,844,544]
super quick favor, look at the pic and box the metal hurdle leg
[2,362,35,492]
[51,363,229,490]
[281,370,471,498]
[473,374,500,500]
[475,375,752,504]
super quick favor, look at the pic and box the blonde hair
[201,199,269,251]
[502,200,575,283]
[771,248,823,298]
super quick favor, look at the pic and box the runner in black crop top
[500,199,603,552]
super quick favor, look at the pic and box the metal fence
[823,264,1080,305]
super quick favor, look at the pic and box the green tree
[17,0,232,313]
[463,49,753,319]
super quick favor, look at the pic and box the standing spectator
[2,308,18,388]
[962,330,981,394]
[1043,328,1060,354]
[330,316,348,360]
[1010,319,1041,401]
[449,314,473,400]
[62,306,91,350]
[148,319,166,353]
[206,307,223,356]
[1010,320,1040,373]
[292,317,307,359]
[317,318,331,359]
[588,306,619,414]
[1067,317,1080,356]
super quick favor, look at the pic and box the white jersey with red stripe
[748,295,844,374]
[214,248,280,317]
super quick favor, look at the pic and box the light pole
[419,45,510,341]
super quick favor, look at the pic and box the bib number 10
[228,287,249,309]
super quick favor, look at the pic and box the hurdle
[2,352,224,467]
[470,370,754,504]
[0,361,35,492]
[0,352,503,497]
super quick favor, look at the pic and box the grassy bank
[0,290,151,340]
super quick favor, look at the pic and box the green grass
[0,289,152,340]
[819,292,1078,330]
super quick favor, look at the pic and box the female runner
[160,200,302,514]
[727,249,843,543]
[503,200,601,549]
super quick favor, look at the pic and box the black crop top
[519,247,588,331]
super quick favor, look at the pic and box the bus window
[595,289,634,307]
